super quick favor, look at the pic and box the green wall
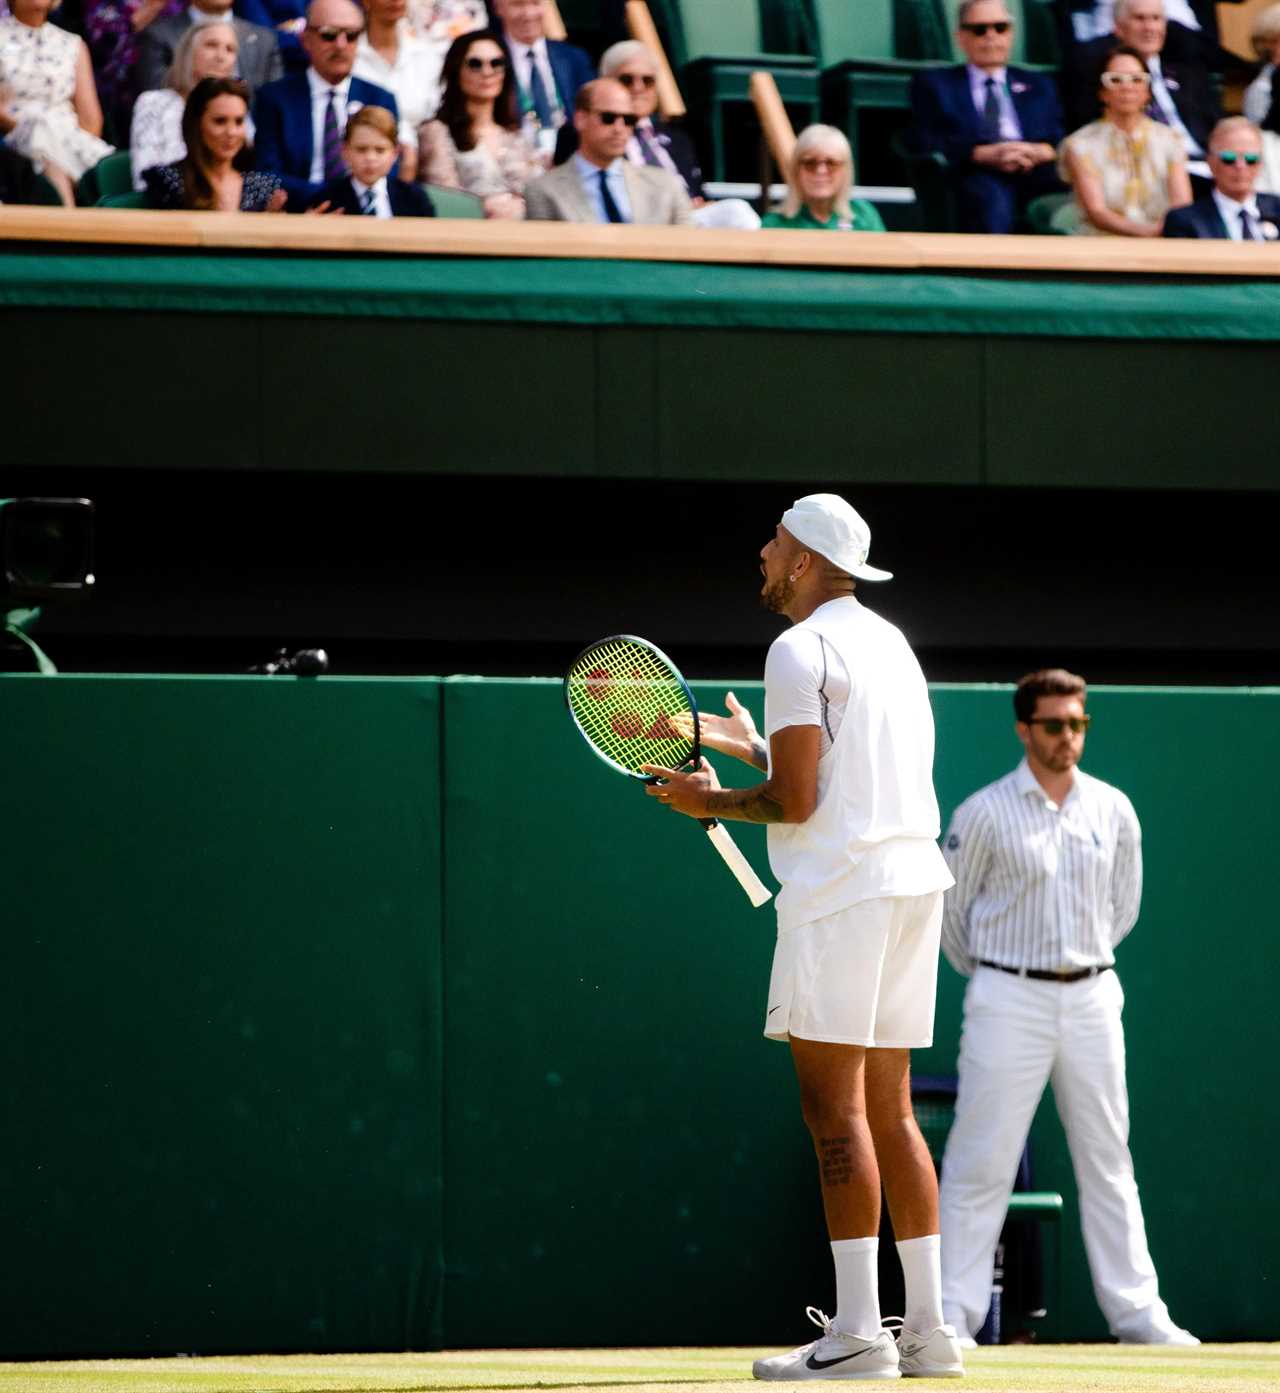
[1,675,1276,1356]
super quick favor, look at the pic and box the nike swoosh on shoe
[805,1348,874,1370]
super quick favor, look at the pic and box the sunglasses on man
[1027,716,1091,734]
[464,55,506,71]
[961,20,1011,35]
[311,24,363,41]
[593,109,639,127]
[1216,149,1261,165]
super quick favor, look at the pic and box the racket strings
[566,638,696,774]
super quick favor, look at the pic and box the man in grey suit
[525,78,692,225]
[136,0,282,97]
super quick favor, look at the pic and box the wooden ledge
[3,205,1280,277]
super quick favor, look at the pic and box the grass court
[3,1344,1278,1393]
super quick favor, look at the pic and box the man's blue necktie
[527,51,553,127]
[598,169,625,223]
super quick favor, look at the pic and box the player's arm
[641,723,818,824]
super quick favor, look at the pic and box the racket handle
[700,819,773,908]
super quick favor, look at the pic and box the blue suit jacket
[910,65,1064,167]
[504,35,593,115]
[253,72,399,210]
[1162,191,1280,238]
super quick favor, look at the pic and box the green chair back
[674,0,764,61]
[98,191,147,208]
[94,151,135,199]
[425,183,484,218]
[808,0,895,64]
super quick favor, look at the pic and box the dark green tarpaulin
[4,250,1280,340]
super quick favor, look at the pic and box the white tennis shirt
[763,597,953,932]
[940,759,1143,976]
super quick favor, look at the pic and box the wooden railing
[2,205,1280,275]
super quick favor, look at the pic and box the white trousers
[938,967,1172,1340]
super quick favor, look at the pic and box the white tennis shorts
[764,891,944,1048]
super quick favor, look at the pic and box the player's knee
[797,1089,866,1141]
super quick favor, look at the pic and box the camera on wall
[1,498,95,674]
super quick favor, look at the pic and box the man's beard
[760,576,794,614]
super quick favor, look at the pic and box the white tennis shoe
[886,1320,966,1378]
[753,1307,901,1381]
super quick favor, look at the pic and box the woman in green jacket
[762,123,884,231]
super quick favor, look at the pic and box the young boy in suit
[314,105,435,216]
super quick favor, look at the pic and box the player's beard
[760,575,794,614]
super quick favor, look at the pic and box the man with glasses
[524,77,690,224]
[253,0,398,209]
[136,0,281,100]
[909,0,1064,232]
[937,669,1198,1348]
[1164,116,1280,236]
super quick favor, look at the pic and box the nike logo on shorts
[805,1349,873,1370]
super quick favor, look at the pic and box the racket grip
[701,819,773,908]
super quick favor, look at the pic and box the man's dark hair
[1014,668,1087,723]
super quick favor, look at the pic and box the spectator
[83,0,184,140]
[909,0,1064,234]
[252,0,397,209]
[1055,0,1244,68]
[1059,43,1191,235]
[554,39,759,231]
[0,0,113,205]
[762,125,884,231]
[135,0,280,97]
[1063,0,1218,184]
[1243,3,1280,127]
[313,99,433,211]
[142,74,284,206]
[524,77,690,224]
[490,0,590,157]
[417,28,540,218]
[353,0,442,180]
[1163,116,1280,237]
[404,0,482,46]
[130,19,247,188]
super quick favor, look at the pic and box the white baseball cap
[780,493,893,582]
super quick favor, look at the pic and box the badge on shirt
[947,834,961,850]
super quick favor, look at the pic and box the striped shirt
[940,759,1142,977]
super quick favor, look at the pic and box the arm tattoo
[747,736,769,772]
[705,784,786,823]
[819,1136,854,1189]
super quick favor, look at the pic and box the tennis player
[642,494,963,1380]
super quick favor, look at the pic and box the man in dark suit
[1062,0,1219,176]
[135,0,282,96]
[1164,116,1280,237]
[910,0,1065,234]
[491,0,593,141]
[1055,0,1246,70]
[253,0,397,211]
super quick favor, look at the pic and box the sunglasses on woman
[1100,70,1150,87]
[1027,716,1091,734]
[961,21,1010,35]
[617,73,656,89]
[464,55,507,71]
[799,156,845,170]
[1216,149,1261,165]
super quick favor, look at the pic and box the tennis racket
[564,634,773,908]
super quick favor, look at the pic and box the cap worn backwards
[779,493,893,582]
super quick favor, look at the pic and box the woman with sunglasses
[417,26,543,218]
[762,125,884,232]
[1058,44,1190,236]
[353,0,443,181]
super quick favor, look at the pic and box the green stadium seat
[94,151,135,200]
[802,0,954,170]
[425,183,484,218]
[1026,191,1076,234]
[651,0,818,182]
[98,191,147,208]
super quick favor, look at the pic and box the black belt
[979,960,1112,984]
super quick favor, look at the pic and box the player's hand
[640,757,721,818]
[671,692,759,762]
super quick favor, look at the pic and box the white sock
[831,1236,881,1339]
[896,1233,944,1333]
